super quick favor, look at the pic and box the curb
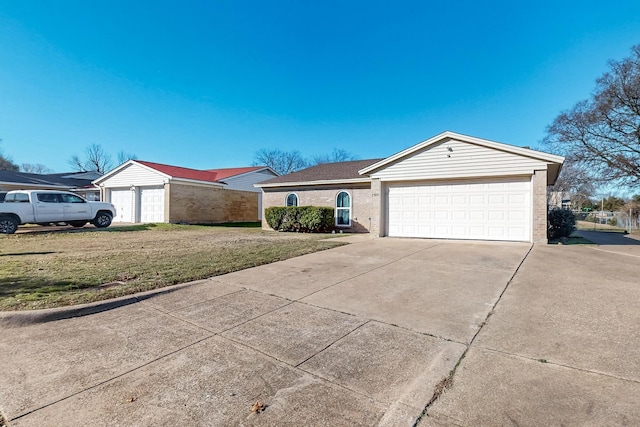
[0,279,211,329]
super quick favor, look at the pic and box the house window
[286,193,298,207]
[336,191,351,226]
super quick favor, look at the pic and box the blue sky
[1,1,640,173]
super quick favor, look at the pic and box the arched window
[286,193,298,207]
[335,191,351,226]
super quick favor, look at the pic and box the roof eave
[0,181,72,189]
[256,177,371,188]
[221,166,280,181]
[169,177,226,187]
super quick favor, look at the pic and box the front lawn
[576,220,628,233]
[0,224,345,311]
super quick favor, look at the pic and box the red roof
[136,161,263,183]
[205,166,264,180]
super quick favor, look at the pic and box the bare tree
[547,157,595,207]
[252,149,307,175]
[543,44,640,187]
[68,144,114,174]
[0,156,19,171]
[311,148,359,165]
[0,139,19,171]
[21,163,53,174]
[117,150,137,165]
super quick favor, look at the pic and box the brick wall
[261,184,372,232]
[532,169,548,243]
[370,178,384,237]
[167,183,259,224]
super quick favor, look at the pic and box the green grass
[575,220,627,233]
[0,224,345,311]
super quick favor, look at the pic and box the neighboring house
[0,170,102,200]
[93,160,277,224]
[548,191,572,209]
[257,131,565,243]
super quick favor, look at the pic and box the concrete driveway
[1,235,638,426]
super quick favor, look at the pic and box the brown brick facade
[167,183,259,224]
[261,170,552,243]
[370,178,384,237]
[532,169,548,243]
[261,184,372,232]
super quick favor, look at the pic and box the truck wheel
[92,212,112,228]
[0,216,19,234]
[69,221,88,228]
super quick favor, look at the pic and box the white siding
[371,139,548,181]
[224,170,278,192]
[99,163,167,188]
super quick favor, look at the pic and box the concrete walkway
[1,236,638,426]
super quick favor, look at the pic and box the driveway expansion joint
[142,288,246,315]
[480,346,640,384]
[294,320,372,368]
[413,243,535,426]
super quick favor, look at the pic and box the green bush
[265,206,334,233]
[608,217,617,226]
[548,208,576,239]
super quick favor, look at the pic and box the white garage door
[111,189,134,223]
[139,186,165,223]
[387,177,531,242]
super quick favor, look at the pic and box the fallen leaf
[251,401,265,413]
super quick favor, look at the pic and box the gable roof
[205,166,275,181]
[136,160,222,183]
[256,159,383,188]
[359,131,565,183]
[94,160,275,186]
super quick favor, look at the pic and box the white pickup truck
[0,190,117,234]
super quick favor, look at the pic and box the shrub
[265,206,334,233]
[548,208,576,239]
[608,217,617,226]
[299,207,334,232]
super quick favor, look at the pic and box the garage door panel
[469,211,485,220]
[418,211,431,220]
[489,211,505,220]
[452,195,466,204]
[140,187,164,223]
[509,211,526,220]
[488,227,506,237]
[111,189,134,223]
[451,226,466,236]
[387,177,531,242]
[469,226,485,236]
[452,211,466,220]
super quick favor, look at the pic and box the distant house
[257,131,565,243]
[548,191,572,209]
[0,170,101,200]
[93,160,278,224]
